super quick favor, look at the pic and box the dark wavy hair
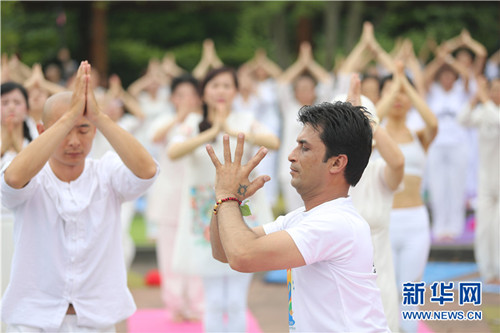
[198,66,238,133]
[297,101,372,186]
[170,73,199,95]
[1,81,33,142]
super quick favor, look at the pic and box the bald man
[1,61,158,332]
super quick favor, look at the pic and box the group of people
[1,21,499,332]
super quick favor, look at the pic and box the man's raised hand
[206,133,270,202]
[70,61,89,118]
[83,63,103,124]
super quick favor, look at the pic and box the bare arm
[168,122,222,160]
[207,134,306,272]
[107,74,145,120]
[127,74,152,99]
[375,72,401,122]
[24,64,66,95]
[399,69,438,150]
[192,39,222,80]
[461,30,488,76]
[255,49,283,78]
[373,127,405,191]
[340,22,376,74]
[223,121,280,151]
[86,67,157,179]
[365,22,396,74]
[3,62,89,188]
[278,43,308,84]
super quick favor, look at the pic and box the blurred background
[2,1,499,87]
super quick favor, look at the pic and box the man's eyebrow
[297,139,308,144]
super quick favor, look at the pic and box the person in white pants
[458,76,500,284]
[339,77,405,332]
[424,45,475,240]
[378,61,438,333]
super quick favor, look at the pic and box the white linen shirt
[1,151,159,331]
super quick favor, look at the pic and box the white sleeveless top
[399,132,426,177]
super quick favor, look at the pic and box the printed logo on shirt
[287,268,296,329]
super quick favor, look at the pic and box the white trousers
[156,222,203,318]
[390,205,431,289]
[390,205,431,333]
[427,144,469,238]
[203,273,253,332]
[474,184,500,281]
[6,315,115,332]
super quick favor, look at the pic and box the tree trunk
[271,7,290,68]
[90,1,108,87]
[324,1,343,70]
[344,1,364,53]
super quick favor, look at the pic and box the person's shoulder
[90,151,122,169]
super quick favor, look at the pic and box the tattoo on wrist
[237,184,248,196]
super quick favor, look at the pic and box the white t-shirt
[1,152,158,331]
[426,81,471,146]
[263,197,389,332]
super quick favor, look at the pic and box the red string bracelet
[213,197,241,215]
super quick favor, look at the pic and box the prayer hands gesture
[206,133,270,202]
[70,61,102,124]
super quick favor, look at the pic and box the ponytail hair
[22,120,33,143]
[198,102,212,133]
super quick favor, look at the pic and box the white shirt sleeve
[286,215,355,265]
[1,165,39,209]
[102,151,159,202]
[262,215,285,235]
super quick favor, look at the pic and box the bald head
[42,91,73,127]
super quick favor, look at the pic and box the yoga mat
[418,320,434,333]
[127,309,262,333]
[421,262,478,284]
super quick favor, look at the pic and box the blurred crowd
[2,21,499,332]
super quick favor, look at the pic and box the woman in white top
[424,43,476,240]
[147,74,205,322]
[167,67,279,332]
[1,82,34,305]
[458,76,500,284]
[377,62,438,333]
[342,75,405,332]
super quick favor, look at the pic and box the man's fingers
[245,175,271,198]
[234,133,244,166]
[206,144,222,168]
[222,134,232,164]
[244,146,268,176]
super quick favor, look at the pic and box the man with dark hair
[206,101,389,332]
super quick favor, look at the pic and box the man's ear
[36,123,45,135]
[329,154,348,175]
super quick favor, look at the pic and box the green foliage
[1,1,498,84]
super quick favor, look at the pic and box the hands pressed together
[70,61,102,125]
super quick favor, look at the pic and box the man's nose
[67,131,80,147]
[288,147,297,162]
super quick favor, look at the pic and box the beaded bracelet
[213,197,242,215]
